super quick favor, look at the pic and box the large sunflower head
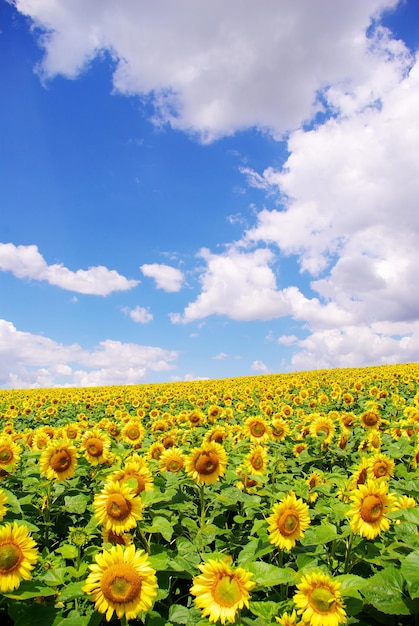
[309,415,335,446]
[82,429,111,466]
[83,544,157,622]
[0,522,38,593]
[190,557,255,624]
[112,457,154,495]
[121,420,144,448]
[293,571,346,626]
[368,453,395,481]
[0,435,21,473]
[159,447,186,473]
[39,439,78,481]
[93,480,143,534]
[348,479,396,539]
[244,444,268,476]
[243,415,271,443]
[185,442,228,485]
[267,492,311,551]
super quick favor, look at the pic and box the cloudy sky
[1,0,418,388]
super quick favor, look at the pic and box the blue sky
[1,0,418,388]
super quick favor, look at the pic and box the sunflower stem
[199,484,206,528]
[343,532,354,574]
[137,527,150,554]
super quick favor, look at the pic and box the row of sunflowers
[0,363,418,625]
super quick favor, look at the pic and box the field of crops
[0,363,418,626]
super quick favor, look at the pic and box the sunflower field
[0,363,419,626]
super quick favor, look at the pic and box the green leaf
[246,561,296,587]
[249,600,283,620]
[55,543,78,560]
[388,507,419,525]
[169,604,190,624]
[3,579,58,600]
[401,550,419,599]
[238,537,273,564]
[144,515,174,541]
[361,567,410,615]
[335,574,369,598]
[52,610,90,626]
[57,580,86,602]
[300,522,339,546]
[64,494,88,514]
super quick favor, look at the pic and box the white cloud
[140,263,184,292]
[0,319,178,388]
[251,359,269,373]
[0,243,138,295]
[122,306,153,324]
[213,352,229,360]
[13,0,400,141]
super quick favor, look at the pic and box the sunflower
[121,420,144,448]
[0,435,21,473]
[368,453,395,481]
[147,442,165,461]
[83,544,157,622]
[275,609,299,625]
[348,479,396,539]
[111,456,154,495]
[0,522,38,592]
[271,418,290,442]
[0,489,7,521]
[309,415,335,446]
[204,427,229,445]
[360,409,381,430]
[244,444,268,476]
[243,415,271,443]
[82,429,111,465]
[93,481,143,534]
[62,423,81,441]
[293,571,346,626]
[159,447,186,473]
[267,492,310,551]
[102,528,133,547]
[185,442,228,485]
[39,439,78,481]
[190,557,255,624]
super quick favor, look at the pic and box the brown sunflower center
[167,459,183,472]
[0,542,22,573]
[86,438,104,457]
[360,494,383,523]
[194,451,219,475]
[101,563,142,604]
[106,494,132,520]
[309,586,336,614]
[363,413,379,427]
[373,463,389,477]
[250,422,265,437]
[251,455,264,470]
[126,427,141,440]
[50,449,72,472]
[278,511,299,536]
[213,574,242,607]
[0,447,13,464]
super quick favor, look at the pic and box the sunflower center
[86,438,104,457]
[50,450,72,472]
[364,413,379,426]
[360,495,383,522]
[213,574,242,607]
[278,511,299,535]
[168,460,182,472]
[0,447,13,463]
[106,494,132,520]
[250,422,265,437]
[127,427,140,440]
[195,451,219,475]
[0,542,22,573]
[373,463,388,477]
[309,586,336,614]
[251,455,264,470]
[101,564,142,604]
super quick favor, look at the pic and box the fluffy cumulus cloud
[140,263,184,292]
[0,319,178,388]
[122,305,153,324]
[0,243,138,295]
[13,0,398,141]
